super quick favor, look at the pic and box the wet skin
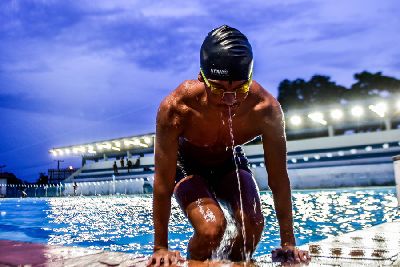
[148,75,310,266]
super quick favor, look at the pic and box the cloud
[0,105,156,179]
[1,0,400,181]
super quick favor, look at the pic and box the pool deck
[0,221,399,266]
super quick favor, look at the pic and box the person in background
[127,159,133,173]
[113,161,118,175]
[73,182,78,196]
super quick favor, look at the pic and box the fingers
[271,247,311,264]
[175,251,185,262]
[147,251,185,267]
[152,256,163,267]
[146,256,153,267]
[154,257,161,267]
[296,249,311,263]
[163,255,169,267]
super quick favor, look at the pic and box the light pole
[54,160,64,183]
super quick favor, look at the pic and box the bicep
[154,102,182,195]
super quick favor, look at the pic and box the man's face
[206,80,249,108]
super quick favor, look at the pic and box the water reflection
[38,187,400,257]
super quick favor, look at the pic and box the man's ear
[198,72,204,82]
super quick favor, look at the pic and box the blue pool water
[0,187,399,257]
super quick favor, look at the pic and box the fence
[0,178,153,198]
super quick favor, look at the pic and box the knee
[196,219,226,244]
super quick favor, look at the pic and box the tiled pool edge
[0,221,399,266]
[299,221,400,266]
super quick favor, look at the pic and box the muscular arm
[153,97,183,251]
[261,101,296,246]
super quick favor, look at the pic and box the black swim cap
[200,25,253,81]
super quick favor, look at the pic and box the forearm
[270,178,296,246]
[153,188,172,251]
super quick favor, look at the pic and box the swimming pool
[0,187,398,258]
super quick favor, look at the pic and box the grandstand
[47,97,400,194]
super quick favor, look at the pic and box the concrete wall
[252,163,395,190]
[62,178,153,196]
[244,129,400,156]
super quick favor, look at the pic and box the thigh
[174,175,225,229]
[214,169,263,221]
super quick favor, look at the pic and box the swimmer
[147,25,310,266]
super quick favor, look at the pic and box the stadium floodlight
[338,151,345,156]
[382,143,389,149]
[368,102,387,118]
[96,143,104,151]
[50,150,57,157]
[307,112,327,125]
[396,100,400,111]
[87,145,96,154]
[57,149,64,156]
[102,142,111,150]
[289,115,302,126]
[314,154,321,160]
[365,146,372,151]
[303,156,309,161]
[112,140,121,147]
[351,106,364,117]
[330,109,343,120]
[131,138,147,147]
[133,138,141,146]
[72,146,86,154]
[65,148,71,155]
[123,139,135,147]
[144,136,152,144]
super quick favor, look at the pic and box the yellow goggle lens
[200,68,252,95]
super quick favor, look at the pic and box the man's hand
[146,248,185,267]
[272,245,311,264]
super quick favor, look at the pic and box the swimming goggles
[200,66,253,96]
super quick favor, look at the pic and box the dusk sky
[0,0,399,182]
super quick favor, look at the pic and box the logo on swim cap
[211,69,229,76]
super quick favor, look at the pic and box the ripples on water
[0,187,399,257]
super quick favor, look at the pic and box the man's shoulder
[157,80,200,126]
[250,81,282,117]
[160,80,202,109]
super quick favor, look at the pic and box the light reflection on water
[0,187,399,257]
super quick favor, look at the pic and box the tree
[277,78,307,111]
[36,172,48,184]
[0,172,24,184]
[303,75,347,105]
[277,75,347,111]
[348,71,400,100]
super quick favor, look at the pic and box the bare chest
[182,110,260,148]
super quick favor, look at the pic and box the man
[120,157,125,168]
[127,158,133,173]
[148,25,310,265]
[113,161,118,175]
